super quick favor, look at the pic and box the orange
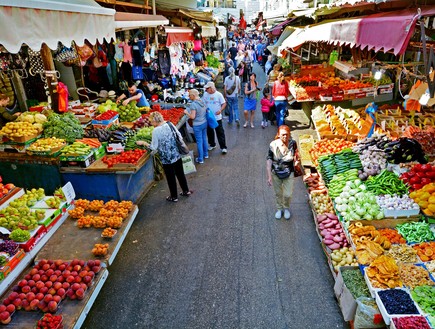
[419,201,429,209]
[428,204,435,213]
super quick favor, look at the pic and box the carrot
[76,138,101,148]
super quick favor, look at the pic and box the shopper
[143,111,191,202]
[267,63,281,88]
[265,55,273,75]
[223,53,234,79]
[223,67,241,126]
[202,81,228,154]
[237,61,249,96]
[0,94,20,128]
[260,87,274,128]
[266,125,300,220]
[116,80,150,107]
[272,72,290,127]
[228,42,238,69]
[184,89,208,164]
[243,72,259,128]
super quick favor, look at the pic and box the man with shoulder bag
[223,67,241,126]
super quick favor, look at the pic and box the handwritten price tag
[61,182,76,204]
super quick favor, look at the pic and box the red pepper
[409,176,421,185]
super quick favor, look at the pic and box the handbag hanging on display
[168,121,189,155]
[28,49,45,76]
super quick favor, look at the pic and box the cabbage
[34,113,47,124]
[335,197,343,205]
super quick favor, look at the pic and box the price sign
[61,182,76,204]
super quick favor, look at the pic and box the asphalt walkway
[83,64,349,329]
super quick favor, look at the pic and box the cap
[204,81,215,90]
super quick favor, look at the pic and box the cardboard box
[60,153,96,168]
[92,114,119,129]
[16,225,47,252]
[333,266,360,321]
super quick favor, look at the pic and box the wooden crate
[348,215,421,229]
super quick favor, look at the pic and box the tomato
[412,183,423,190]
[410,176,421,185]
[413,163,424,172]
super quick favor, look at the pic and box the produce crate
[92,114,119,129]
[363,266,384,298]
[16,225,47,252]
[298,134,315,167]
[60,153,96,168]
[0,249,25,281]
[333,266,361,321]
[383,208,421,219]
[93,144,106,160]
[348,216,421,229]
[375,288,421,325]
[6,133,40,143]
[390,316,431,329]
[26,143,66,157]
[320,242,337,279]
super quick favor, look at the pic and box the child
[260,88,274,128]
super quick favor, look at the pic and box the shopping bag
[132,65,144,80]
[206,108,218,129]
[182,151,196,175]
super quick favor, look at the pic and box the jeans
[192,122,208,161]
[226,96,239,123]
[275,100,288,127]
[207,119,227,149]
[162,158,189,198]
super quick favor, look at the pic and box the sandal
[180,190,192,197]
[166,196,178,202]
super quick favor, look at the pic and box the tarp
[279,6,435,55]
[165,27,194,46]
[268,26,297,55]
[115,12,169,31]
[0,0,116,53]
[193,20,216,37]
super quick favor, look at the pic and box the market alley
[82,63,349,329]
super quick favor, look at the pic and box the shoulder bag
[226,77,236,95]
[168,122,189,155]
[272,160,291,179]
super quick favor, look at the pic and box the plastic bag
[182,151,196,175]
[353,297,385,329]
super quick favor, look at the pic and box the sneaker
[208,145,216,151]
[275,210,282,220]
[236,120,240,127]
[221,148,228,154]
[265,121,268,127]
[204,155,209,159]
[243,122,248,128]
[284,209,291,220]
[195,158,204,164]
[251,124,255,128]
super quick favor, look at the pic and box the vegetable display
[59,142,92,156]
[402,125,435,156]
[43,112,84,143]
[303,173,327,194]
[376,194,419,212]
[400,163,435,192]
[318,149,362,184]
[327,169,359,199]
[357,149,388,180]
[385,244,420,264]
[309,138,355,166]
[330,247,357,270]
[411,285,435,316]
[102,149,147,168]
[9,228,31,242]
[341,191,384,222]
[316,213,348,250]
[310,190,334,214]
[364,170,409,196]
[409,182,435,217]
[396,222,435,244]
[378,289,419,315]
[383,138,427,164]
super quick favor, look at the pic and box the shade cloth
[165,27,194,47]
[269,18,296,36]
[0,0,115,53]
[217,26,227,40]
[115,12,169,31]
[268,26,297,55]
[193,20,216,37]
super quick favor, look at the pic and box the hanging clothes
[119,40,133,63]
[158,49,171,76]
[132,39,146,66]
[114,39,124,62]
[169,44,183,76]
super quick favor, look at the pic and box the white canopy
[115,12,169,31]
[0,0,116,53]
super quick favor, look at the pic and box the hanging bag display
[54,42,78,63]
[132,65,144,80]
[168,121,190,155]
[28,49,45,76]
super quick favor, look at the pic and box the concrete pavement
[82,64,349,329]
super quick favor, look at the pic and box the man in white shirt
[202,82,228,154]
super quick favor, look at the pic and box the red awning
[356,6,435,55]
[164,27,194,46]
[270,18,296,36]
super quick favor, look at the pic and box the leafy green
[206,55,220,68]
[43,112,84,143]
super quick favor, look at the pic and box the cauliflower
[34,113,47,124]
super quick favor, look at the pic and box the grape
[0,240,18,256]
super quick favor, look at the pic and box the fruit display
[0,240,18,256]
[68,207,85,219]
[101,228,117,238]
[27,137,65,152]
[92,244,108,256]
[87,200,104,212]
[330,247,358,271]
[44,196,62,209]
[0,196,44,231]
[53,187,66,202]
[365,255,402,289]
[2,259,102,316]
[74,199,90,210]
[94,110,118,122]
[97,99,118,113]
[117,102,141,122]
[59,142,92,157]
[309,138,355,167]
[0,122,41,139]
[36,313,63,329]
[9,229,31,242]
[310,190,335,214]
[0,181,15,200]
[106,216,122,229]
[76,216,93,229]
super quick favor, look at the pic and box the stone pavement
[82,64,349,329]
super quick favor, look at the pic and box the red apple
[32,274,41,282]
[31,287,38,294]
[87,260,95,268]
[12,298,22,309]
[75,288,85,300]
[74,276,82,283]
[54,260,63,267]
[38,259,48,266]
[18,279,27,288]
[48,288,56,296]
[40,275,48,282]
[2,299,9,306]
[73,265,82,272]
[80,283,87,291]
[62,282,70,290]
[92,266,101,273]
[38,270,45,276]
[71,283,80,291]
[35,281,45,290]
[21,299,30,311]
[0,311,10,323]
[71,271,78,277]
[29,299,39,310]
[83,276,92,285]
[29,268,38,276]
[47,301,57,312]
[62,270,71,278]
[46,269,54,277]
[56,288,66,298]
[88,271,95,279]
[58,264,66,271]
[52,295,61,303]
[42,264,50,271]
[57,276,65,283]
[39,287,48,295]
[37,300,46,310]
[49,275,58,282]
[79,270,88,278]
[21,285,31,293]
[54,270,62,277]
[53,282,62,290]
[94,260,101,266]
[44,281,53,288]
[18,293,26,300]
[0,306,6,313]
[5,304,14,314]
[24,274,31,281]
[66,276,75,283]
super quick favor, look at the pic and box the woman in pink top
[260,88,274,128]
[272,72,290,127]
[118,39,133,63]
